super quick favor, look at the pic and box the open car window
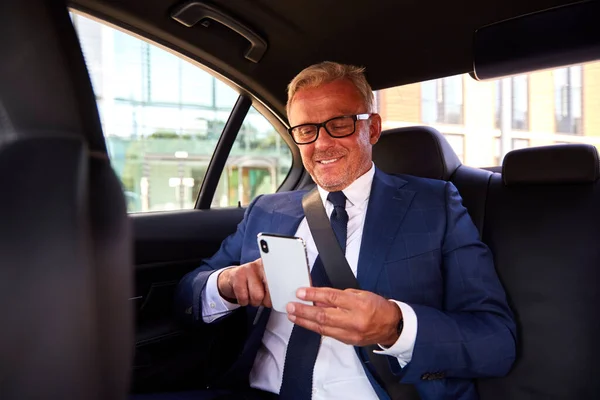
[376,61,600,167]
[71,11,292,212]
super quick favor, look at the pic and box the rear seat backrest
[372,126,492,236]
[477,144,600,399]
[374,129,600,398]
[372,126,461,180]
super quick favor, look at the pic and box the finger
[296,287,359,310]
[251,258,271,307]
[232,271,250,306]
[253,258,266,281]
[247,269,266,307]
[287,302,352,329]
[263,283,273,308]
[261,277,272,308]
[288,315,362,346]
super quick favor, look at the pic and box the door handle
[171,1,268,63]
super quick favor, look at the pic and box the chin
[316,177,349,191]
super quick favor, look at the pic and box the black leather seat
[373,127,600,400]
[477,144,600,399]
[374,128,600,399]
[0,1,133,399]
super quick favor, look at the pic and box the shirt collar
[317,162,375,208]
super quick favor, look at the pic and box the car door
[70,10,307,393]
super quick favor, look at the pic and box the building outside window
[495,80,502,129]
[512,138,530,150]
[511,75,529,130]
[555,66,583,134]
[72,12,292,213]
[443,134,465,163]
[421,75,464,124]
[377,61,600,168]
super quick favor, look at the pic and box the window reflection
[72,12,291,212]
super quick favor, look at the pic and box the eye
[328,118,353,130]
[296,126,316,135]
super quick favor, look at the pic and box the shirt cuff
[201,267,241,323]
[373,300,418,368]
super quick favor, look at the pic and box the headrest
[372,126,462,180]
[503,144,600,186]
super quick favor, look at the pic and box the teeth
[320,158,338,164]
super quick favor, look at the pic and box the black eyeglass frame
[287,113,372,145]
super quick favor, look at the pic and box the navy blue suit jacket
[176,169,516,400]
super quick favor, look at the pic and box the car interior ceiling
[70,0,579,118]
[1,0,600,399]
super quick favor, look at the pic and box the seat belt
[302,187,420,400]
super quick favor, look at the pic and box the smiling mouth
[317,157,341,165]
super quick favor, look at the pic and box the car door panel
[131,208,245,393]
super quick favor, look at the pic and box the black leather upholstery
[503,144,600,186]
[0,1,132,399]
[478,176,600,399]
[450,165,492,239]
[0,138,98,398]
[477,145,600,399]
[373,126,462,180]
[374,126,600,399]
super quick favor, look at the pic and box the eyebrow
[294,112,362,125]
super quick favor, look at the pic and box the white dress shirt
[201,164,418,399]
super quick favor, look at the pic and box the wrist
[217,269,238,303]
[380,301,403,347]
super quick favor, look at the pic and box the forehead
[288,79,365,125]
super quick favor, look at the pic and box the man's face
[288,79,382,192]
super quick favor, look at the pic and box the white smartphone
[257,233,312,313]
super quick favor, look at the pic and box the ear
[368,113,382,145]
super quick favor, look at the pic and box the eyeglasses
[288,113,372,145]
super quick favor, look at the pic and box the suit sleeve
[174,195,263,326]
[397,182,516,382]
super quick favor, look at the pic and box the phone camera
[260,239,269,253]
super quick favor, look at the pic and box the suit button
[422,372,446,380]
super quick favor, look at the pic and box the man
[174,62,516,400]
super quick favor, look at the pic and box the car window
[376,61,600,167]
[71,11,292,212]
[212,109,292,207]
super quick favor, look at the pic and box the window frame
[69,8,303,211]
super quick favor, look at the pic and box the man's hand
[286,287,402,347]
[217,258,272,308]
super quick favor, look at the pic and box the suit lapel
[357,170,415,292]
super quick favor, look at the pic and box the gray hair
[286,61,374,116]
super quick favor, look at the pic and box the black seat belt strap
[302,188,359,289]
[302,187,420,400]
